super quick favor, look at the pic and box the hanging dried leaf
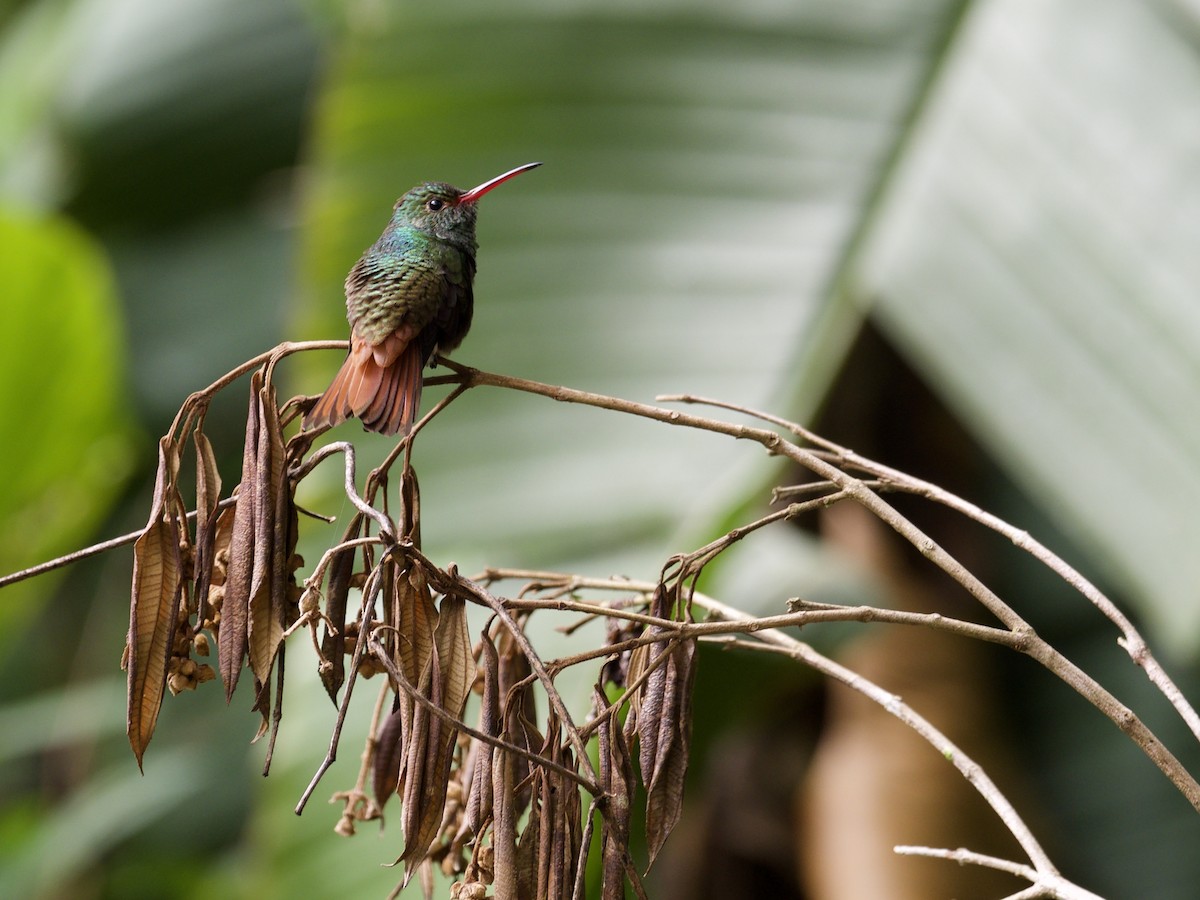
[596,690,633,899]
[457,632,500,843]
[397,565,438,691]
[192,429,222,626]
[634,634,668,781]
[496,624,540,816]
[642,637,696,868]
[515,765,541,900]
[374,704,406,811]
[399,463,421,545]
[435,595,475,722]
[398,658,455,881]
[394,562,437,769]
[247,378,288,686]
[490,732,520,900]
[126,437,185,769]
[320,515,362,703]
[532,724,580,900]
[219,372,262,701]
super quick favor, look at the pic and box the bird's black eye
[427,197,444,211]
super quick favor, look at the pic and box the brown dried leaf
[373,705,406,812]
[457,633,500,843]
[536,728,580,900]
[219,371,261,701]
[643,638,696,868]
[435,595,475,721]
[399,658,456,882]
[623,640,649,742]
[126,437,185,768]
[597,690,633,899]
[319,517,361,704]
[247,378,287,685]
[496,626,540,815]
[634,633,669,784]
[191,430,222,629]
[515,767,541,900]
[398,565,438,689]
[399,464,421,545]
[491,737,520,900]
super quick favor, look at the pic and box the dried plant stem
[712,621,1060,880]
[331,681,392,833]
[0,498,208,590]
[365,632,596,794]
[166,340,347,443]
[296,556,385,815]
[438,363,1200,814]
[676,392,1200,749]
[399,544,601,790]
[894,846,1105,900]
[292,441,395,540]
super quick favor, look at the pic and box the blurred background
[2,0,1200,896]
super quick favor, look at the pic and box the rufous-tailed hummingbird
[305,161,542,435]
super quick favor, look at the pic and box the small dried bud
[193,632,211,656]
[168,671,192,695]
[450,882,487,900]
[196,664,217,684]
[208,584,225,611]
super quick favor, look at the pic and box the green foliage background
[2,0,1199,897]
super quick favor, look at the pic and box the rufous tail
[305,340,425,436]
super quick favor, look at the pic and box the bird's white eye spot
[427,197,445,211]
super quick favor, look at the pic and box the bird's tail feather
[305,342,424,436]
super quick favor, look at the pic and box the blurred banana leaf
[4,0,1200,896]
[0,210,135,644]
[854,0,1200,655]
[296,1,966,580]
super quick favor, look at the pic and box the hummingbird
[305,161,542,435]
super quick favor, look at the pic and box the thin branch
[366,632,598,795]
[671,391,1200,747]
[707,629,1060,876]
[290,441,395,540]
[894,846,1105,900]
[440,365,1200,813]
[0,498,236,591]
[398,546,601,790]
[296,553,387,815]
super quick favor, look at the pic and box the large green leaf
[0,209,135,638]
[296,1,964,579]
[854,0,1200,653]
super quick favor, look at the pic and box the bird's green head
[390,162,542,247]
[392,182,478,246]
